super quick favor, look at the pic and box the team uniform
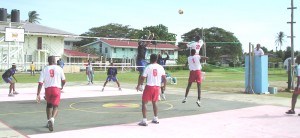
[187,40,204,55]
[137,42,148,74]
[2,68,17,83]
[106,67,118,82]
[294,64,300,94]
[141,63,166,102]
[39,65,65,106]
[187,54,202,83]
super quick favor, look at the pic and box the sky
[1,0,299,52]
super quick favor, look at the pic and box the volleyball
[178,9,183,14]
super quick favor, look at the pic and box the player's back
[143,64,165,86]
[40,65,65,88]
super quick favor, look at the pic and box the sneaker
[161,93,166,101]
[101,88,104,92]
[196,100,201,107]
[13,91,19,95]
[151,120,159,124]
[88,82,91,85]
[48,118,54,132]
[138,121,148,126]
[119,87,122,91]
[91,81,93,84]
[8,93,14,97]
[286,110,295,114]
[182,98,187,103]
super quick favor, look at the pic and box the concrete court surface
[0,83,299,138]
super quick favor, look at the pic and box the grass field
[8,67,295,99]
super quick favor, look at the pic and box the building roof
[0,21,75,36]
[64,49,98,58]
[83,39,178,50]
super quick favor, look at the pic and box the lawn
[9,67,295,98]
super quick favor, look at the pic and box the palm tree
[27,11,41,23]
[275,31,285,51]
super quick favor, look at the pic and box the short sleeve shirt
[187,40,203,55]
[142,63,166,86]
[188,55,202,71]
[254,48,264,56]
[39,65,66,88]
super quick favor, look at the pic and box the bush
[202,65,213,72]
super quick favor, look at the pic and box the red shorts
[294,87,300,94]
[142,85,160,102]
[45,87,61,106]
[188,70,202,83]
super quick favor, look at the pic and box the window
[130,48,133,51]
[105,48,108,53]
[114,48,116,53]
[64,41,71,45]
[168,50,174,55]
[99,42,102,53]
[37,37,42,49]
[122,48,125,51]
[24,55,32,62]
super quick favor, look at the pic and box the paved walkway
[0,83,299,138]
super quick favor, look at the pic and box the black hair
[195,35,201,41]
[48,56,56,65]
[150,54,158,63]
[191,49,196,55]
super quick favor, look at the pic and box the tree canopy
[180,27,243,63]
[27,11,41,23]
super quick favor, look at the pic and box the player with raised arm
[136,31,155,91]
[187,35,204,55]
[182,49,207,107]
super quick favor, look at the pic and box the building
[81,39,179,65]
[0,21,95,71]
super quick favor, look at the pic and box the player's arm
[36,71,44,103]
[61,71,66,90]
[162,75,167,91]
[200,56,208,62]
[12,75,17,82]
[136,76,145,92]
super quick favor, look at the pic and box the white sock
[142,118,147,122]
[153,116,158,121]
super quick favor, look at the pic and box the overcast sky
[2,0,299,52]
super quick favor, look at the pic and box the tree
[27,11,41,23]
[75,23,176,47]
[142,24,176,44]
[181,27,243,64]
[275,31,285,51]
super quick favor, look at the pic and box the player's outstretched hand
[36,95,41,103]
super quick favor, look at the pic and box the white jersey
[39,65,66,88]
[296,64,300,77]
[142,63,166,86]
[188,55,202,71]
[187,40,203,55]
[254,48,264,56]
[87,64,93,72]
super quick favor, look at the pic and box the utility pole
[287,0,297,89]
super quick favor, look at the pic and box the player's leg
[151,86,160,123]
[102,77,109,91]
[182,82,192,103]
[139,86,151,126]
[115,79,121,91]
[196,82,201,107]
[47,87,61,131]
